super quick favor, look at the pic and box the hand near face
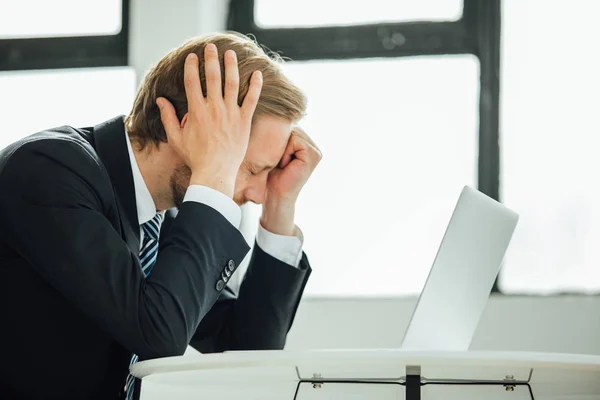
[156,45,263,199]
[260,127,322,236]
[267,127,322,201]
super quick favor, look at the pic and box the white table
[131,349,600,399]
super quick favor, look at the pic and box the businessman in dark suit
[0,32,321,399]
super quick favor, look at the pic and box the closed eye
[248,162,277,175]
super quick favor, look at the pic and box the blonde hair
[125,31,307,149]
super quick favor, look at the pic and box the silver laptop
[400,185,519,351]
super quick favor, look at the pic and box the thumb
[156,97,181,147]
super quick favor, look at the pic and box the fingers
[241,71,263,122]
[204,44,223,102]
[183,53,204,112]
[156,97,182,148]
[224,50,240,108]
[293,128,322,156]
[291,131,322,166]
[279,135,296,169]
[292,126,319,149]
[279,153,294,169]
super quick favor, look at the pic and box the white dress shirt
[124,132,303,267]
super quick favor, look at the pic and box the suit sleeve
[189,242,311,353]
[0,139,250,360]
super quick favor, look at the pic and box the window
[0,0,122,39]
[255,0,463,28]
[230,0,498,296]
[0,67,136,150]
[288,57,478,295]
[244,56,480,296]
[498,0,600,294]
[0,0,128,71]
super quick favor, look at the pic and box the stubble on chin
[170,165,191,208]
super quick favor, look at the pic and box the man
[0,32,321,399]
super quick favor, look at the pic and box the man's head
[125,32,306,207]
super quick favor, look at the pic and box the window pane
[0,0,122,39]
[255,0,463,28]
[243,56,479,296]
[499,0,600,294]
[0,67,135,150]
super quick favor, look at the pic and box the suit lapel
[91,116,140,253]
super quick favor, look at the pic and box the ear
[180,113,189,129]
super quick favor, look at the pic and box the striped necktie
[124,213,163,399]
[139,213,163,276]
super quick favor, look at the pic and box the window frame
[0,0,129,71]
[228,0,503,292]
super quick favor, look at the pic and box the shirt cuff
[183,185,241,228]
[256,224,304,268]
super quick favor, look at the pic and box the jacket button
[215,280,225,291]
[227,259,235,272]
[224,267,232,277]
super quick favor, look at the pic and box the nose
[245,180,267,205]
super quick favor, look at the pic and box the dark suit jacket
[0,117,311,399]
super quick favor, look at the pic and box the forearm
[260,198,296,237]
[143,202,249,356]
[225,244,311,350]
[2,166,249,361]
[190,230,308,353]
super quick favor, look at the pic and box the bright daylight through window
[0,68,135,150]
[0,0,122,39]
[244,56,479,296]
[255,0,463,27]
[499,0,600,294]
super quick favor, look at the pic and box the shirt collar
[124,130,158,226]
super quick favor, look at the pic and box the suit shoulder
[0,126,104,178]
[0,127,113,212]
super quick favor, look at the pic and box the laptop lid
[400,186,519,351]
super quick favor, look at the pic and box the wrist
[190,170,236,198]
[260,198,296,236]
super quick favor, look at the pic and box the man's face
[169,115,293,207]
[233,116,293,205]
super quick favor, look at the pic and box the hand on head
[156,44,263,199]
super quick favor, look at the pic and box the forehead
[247,115,294,159]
